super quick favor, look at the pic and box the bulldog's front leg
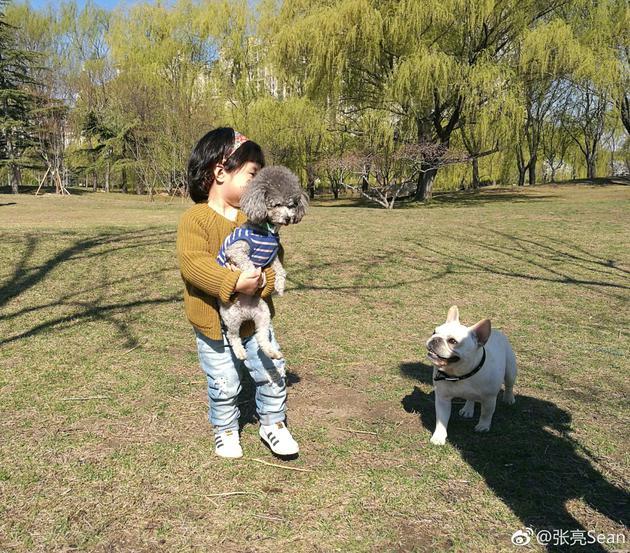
[475,395,497,433]
[431,394,452,445]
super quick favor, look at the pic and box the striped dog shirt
[217,224,280,268]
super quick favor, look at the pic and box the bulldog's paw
[474,422,491,433]
[502,392,515,404]
[430,433,447,446]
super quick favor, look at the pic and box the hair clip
[222,131,249,163]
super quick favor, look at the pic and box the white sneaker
[214,430,243,459]
[259,422,299,456]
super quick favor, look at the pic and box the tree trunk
[527,155,538,186]
[306,164,316,199]
[415,168,437,201]
[586,155,597,179]
[621,93,630,136]
[471,157,480,189]
[361,164,370,193]
[10,163,21,194]
[528,154,537,185]
[517,165,527,186]
[105,161,110,193]
[121,168,128,193]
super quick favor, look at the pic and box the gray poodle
[216,165,308,360]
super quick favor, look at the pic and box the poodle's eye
[447,338,458,345]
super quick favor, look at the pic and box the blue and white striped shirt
[217,225,280,268]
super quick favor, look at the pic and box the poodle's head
[240,166,308,226]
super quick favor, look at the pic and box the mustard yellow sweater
[176,203,279,340]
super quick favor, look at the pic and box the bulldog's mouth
[427,350,460,366]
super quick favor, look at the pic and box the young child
[176,127,299,459]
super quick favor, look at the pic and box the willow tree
[515,1,623,184]
[271,0,571,200]
[513,19,591,185]
[196,0,272,122]
[458,61,522,188]
[107,0,221,193]
[241,96,328,197]
[53,0,113,190]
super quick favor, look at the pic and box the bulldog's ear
[470,319,491,346]
[446,305,459,323]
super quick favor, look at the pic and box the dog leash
[433,347,486,382]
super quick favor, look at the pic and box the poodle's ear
[240,177,268,224]
[293,190,309,223]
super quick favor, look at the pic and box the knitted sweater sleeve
[176,213,241,304]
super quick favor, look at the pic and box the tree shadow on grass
[0,228,178,348]
[283,228,628,303]
[0,228,175,310]
[408,230,629,300]
[310,189,555,209]
[422,190,555,208]
[400,361,629,552]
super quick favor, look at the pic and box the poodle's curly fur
[219,166,308,360]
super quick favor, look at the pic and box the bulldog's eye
[433,328,438,334]
[447,338,458,345]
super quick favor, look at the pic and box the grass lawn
[0,184,628,552]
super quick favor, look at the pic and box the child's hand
[235,268,262,295]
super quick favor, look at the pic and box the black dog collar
[434,348,486,382]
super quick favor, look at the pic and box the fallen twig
[121,343,142,356]
[61,396,110,401]
[206,491,262,499]
[248,458,313,473]
[335,427,377,436]
[252,513,286,522]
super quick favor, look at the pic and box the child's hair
[187,127,265,203]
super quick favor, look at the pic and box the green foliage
[1,0,627,197]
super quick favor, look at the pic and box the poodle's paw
[430,433,447,446]
[459,404,475,418]
[474,421,491,433]
[233,344,247,360]
[263,347,283,360]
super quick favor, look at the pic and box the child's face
[216,161,261,207]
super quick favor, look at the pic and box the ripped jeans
[194,326,287,435]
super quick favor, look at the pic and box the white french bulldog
[426,306,517,445]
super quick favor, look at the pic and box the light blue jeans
[195,325,287,434]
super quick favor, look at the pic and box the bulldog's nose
[427,337,440,351]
